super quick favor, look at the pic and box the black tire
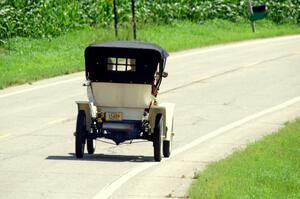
[153,114,163,162]
[87,139,95,154]
[163,140,171,157]
[75,110,86,158]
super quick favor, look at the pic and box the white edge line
[1,35,299,99]
[96,163,158,198]
[0,76,83,99]
[168,35,300,60]
[93,95,300,199]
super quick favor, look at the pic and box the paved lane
[0,35,299,199]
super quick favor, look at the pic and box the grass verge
[1,19,300,89]
[189,119,300,199]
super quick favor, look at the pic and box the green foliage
[0,0,112,43]
[1,0,299,44]
[0,20,299,89]
[189,118,300,199]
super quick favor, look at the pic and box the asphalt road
[0,35,300,199]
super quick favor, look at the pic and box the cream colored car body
[76,81,174,141]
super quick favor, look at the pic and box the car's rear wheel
[153,114,163,162]
[75,110,86,158]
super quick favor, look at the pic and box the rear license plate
[105,112,123,121]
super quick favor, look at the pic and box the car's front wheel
[87,139,95,154]
[163,117,174,158]
[153,114,163,162]
[163,140,172,158]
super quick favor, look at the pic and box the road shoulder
[109,101,300,199]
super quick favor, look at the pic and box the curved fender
[160,103,175,141]
[149,103,175,141]
[75,101,94,132]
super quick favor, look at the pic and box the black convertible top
[88,41,169,59]
[84,41,168,85]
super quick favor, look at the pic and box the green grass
[1,19,300,89]
[189,118,300,199]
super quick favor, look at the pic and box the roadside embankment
[189,118,300,199]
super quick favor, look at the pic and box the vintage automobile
[75,41,175,161]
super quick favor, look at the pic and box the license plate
[105,112,123,121]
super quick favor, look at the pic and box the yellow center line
[46,117,75,126]
[0,134,10,139]
[47,118,69,125]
